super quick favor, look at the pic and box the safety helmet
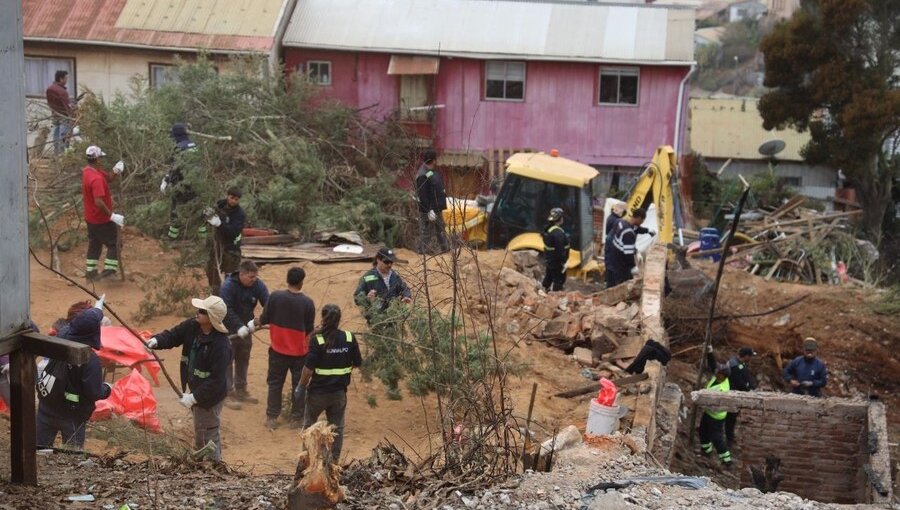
[547,208,564,223]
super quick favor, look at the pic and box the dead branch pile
[692,196,876,285]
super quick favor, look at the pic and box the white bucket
[586,400,620,435]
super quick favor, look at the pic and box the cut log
[553,373,648,398]
[288,421,345,510]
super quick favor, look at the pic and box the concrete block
[573,347,594,367]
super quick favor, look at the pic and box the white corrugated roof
[283,0,695,65]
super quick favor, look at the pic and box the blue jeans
[36,405,86,449]
[52,119,72,154]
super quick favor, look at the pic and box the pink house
[282,0,696,194]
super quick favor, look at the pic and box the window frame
[148,62,177,89]
[24,55,76,99]
[484,61,526,102]
[598,66,640,107]
[305,60,332,86]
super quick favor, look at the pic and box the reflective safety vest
[314,331,355,376]
[543,225,568,251]
[705,376,730,420]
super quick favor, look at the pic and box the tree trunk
[287,421,345,510]
[849,155,892,245]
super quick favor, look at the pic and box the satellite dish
[758,139,786,158]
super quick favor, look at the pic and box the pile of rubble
[493,252,643,372]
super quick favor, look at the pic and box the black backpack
[36,359,76,408]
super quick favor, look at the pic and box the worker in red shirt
[81,146,125,281]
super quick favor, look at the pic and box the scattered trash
[67,494,96,502]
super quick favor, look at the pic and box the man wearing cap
[300,304,362,460]
[354,247,412,324]
[146,296,232,461]
[160,122,200,241]
[604,207,655,289]
[36,299,112,449]
[698,363,733,467]
[81,145,125,281]
[220,260,269,408]
[707,345,758,443]
[542,207,570,292]
[205,187,246,293]
[783,338,828,397]
[414,149,450,255]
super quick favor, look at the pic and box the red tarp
[91,368,162,432]
[97,327,161,386]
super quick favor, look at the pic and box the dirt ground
[10,229,591,476]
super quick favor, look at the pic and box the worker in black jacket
[541,207,570,292]
[707,345,758,444]
[300,304,362,460]
[414,149,450,255]
[604,208,654,288]
[146,295,232,461]
[160,122,200,240]
[36,304,112,449]
[205,187,246,294]
[354,247,412,324]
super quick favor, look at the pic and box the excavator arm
[624,145,678,245]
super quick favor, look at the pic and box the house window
[306,61,332,85]
[24,56,75,98]
[485,61,525,101]
[599,67,639,105]
[149,64,177,89]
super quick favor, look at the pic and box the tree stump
[287,421,345,510]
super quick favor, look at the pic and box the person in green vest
[698,363,733,467]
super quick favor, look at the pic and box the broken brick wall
[691,391,891,504]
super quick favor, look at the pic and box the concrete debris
[773,313,790,327]
[490,266,642,367]
[539,425,583,455]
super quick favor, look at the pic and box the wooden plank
[10,349,36,485]
[0,336,22,357]
[553,372,648,398]
[769,195,806,220]
[241,243,379,263]
[21,333,92,365]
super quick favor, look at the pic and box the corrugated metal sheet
[282,0,695,64]
[23,0,282,52]
[690,97,811,161]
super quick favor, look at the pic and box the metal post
[0,1,35,484]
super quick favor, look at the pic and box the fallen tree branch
[28,247,183,398]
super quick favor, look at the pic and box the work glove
[110,213,125,227]
[245,319,256,334]
[207,215,222,227]
[1,364,8,377]
[705,343,713,354]
[179,392,197,409]
[112,160,125,175]
[237,325,251,338]
[160,178,168,193]
[801,381,813,387]
[93,293,106,309]
[648,230,657,237]
[102,382,113,394]
[630,266,640,276]
[427,210,437,222]
[145,337,158,350]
